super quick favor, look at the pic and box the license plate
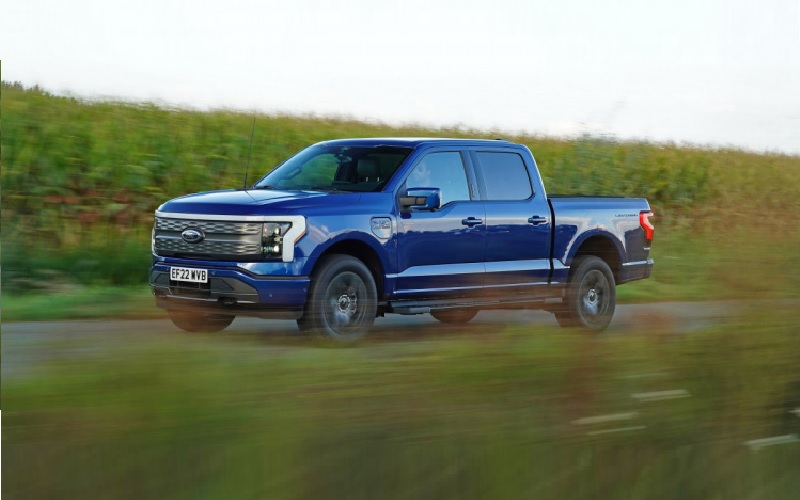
[170,267,208,283]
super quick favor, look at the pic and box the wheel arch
[310,237,387,299]
[567,233,623,284]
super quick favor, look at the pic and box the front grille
[157,238,261,256]
[156,218,261,235]
[154,217,263,261]
[165,278,235,297]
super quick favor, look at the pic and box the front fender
[297,215,394,277]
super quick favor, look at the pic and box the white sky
[2,0,799,153]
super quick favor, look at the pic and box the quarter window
[476,152,533,200]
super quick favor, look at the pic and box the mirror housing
[399,188,441,211]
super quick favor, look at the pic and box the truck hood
[156,188,362,216]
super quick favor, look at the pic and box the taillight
[640,211,654,242]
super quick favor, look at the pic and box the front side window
[255,145,412,192]
[476,152,533,200]
[405,152,471,206]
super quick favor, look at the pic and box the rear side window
[476,152,533,200]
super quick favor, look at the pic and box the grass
[1,286,161,322]
[3,303,799,498]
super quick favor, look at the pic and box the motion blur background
[2,0,800,498]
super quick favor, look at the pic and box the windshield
[253,144,413,192]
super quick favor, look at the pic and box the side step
[389,295,563,315]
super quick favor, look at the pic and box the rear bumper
[619,259,654,283]
[149,263,309,319]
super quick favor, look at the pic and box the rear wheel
[431,309,478,324]
[300,255,377,342]
[555,256,616,331]
[168,310,235,333]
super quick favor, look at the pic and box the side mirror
[399,188,441,211]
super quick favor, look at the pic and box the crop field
[3,81,800,306]
[2,82,800,498]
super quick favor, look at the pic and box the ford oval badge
[181,228,204,244]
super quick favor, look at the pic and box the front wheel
[168,310,235,333]
[300,255,377,341]
[555,256,616,331]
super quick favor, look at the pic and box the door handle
[527,216,548,225]
[461,217,483,226]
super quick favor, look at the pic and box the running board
[389,295,563,315]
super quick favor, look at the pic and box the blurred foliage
[2,286,158,321]
[2,81,800,297]
[4,304,799,498]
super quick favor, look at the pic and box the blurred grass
[2,81,800,309]
[4,303,799,498]
[1,286,159,322]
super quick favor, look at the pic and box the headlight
[262,222,292,258]
[151,220,157,254]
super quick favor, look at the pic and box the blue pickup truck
[150,138,654,340]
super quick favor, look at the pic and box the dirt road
[2,301,749,380]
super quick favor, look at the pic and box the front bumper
[150,263,310,319]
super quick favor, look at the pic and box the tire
[295,315,313,333]
[168,310,235,333]
[431,309,478,324]
[301,254,377,341]
[555,256,616,331]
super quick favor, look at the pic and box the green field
[2,81,800,314]
[3,82,800,498]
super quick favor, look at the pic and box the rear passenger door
[472,150,552,295]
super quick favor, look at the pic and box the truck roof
[314,137,518,148]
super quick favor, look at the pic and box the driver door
[393,150,486,299]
